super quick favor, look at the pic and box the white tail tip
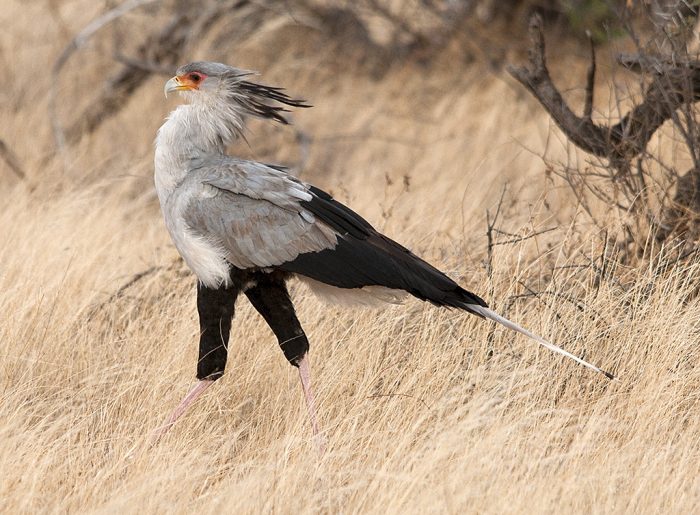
[467,304,616,380]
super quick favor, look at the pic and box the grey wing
[181,160,338,270]
[191,156,313,210]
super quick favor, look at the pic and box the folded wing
[281,186,488,310]
[180,157,486,310]
[181,159,338,270]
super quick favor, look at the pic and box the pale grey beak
[164,77,180,98]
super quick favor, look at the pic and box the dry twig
[49,0,161,153]
[0,139,27,181]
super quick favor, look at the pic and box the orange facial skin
[164,72,209,96]
[174,72,208,91]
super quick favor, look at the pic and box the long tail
[465,304,616,380]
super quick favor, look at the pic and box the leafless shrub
[508,5,700,261]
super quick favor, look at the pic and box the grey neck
[154,98,245,201]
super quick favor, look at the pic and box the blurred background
[5,0,700,257]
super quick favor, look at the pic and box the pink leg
[298,353,325,453]
[152,379,214,443]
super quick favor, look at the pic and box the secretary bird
[153,61,613,440]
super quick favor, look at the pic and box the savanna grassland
[1,1,699,513]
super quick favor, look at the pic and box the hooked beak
[164,76,193,97]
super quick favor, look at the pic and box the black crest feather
[237,81,311,124]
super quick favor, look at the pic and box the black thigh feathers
[243,273,309,366]
[196,281,239,380]
[196,270,309,379]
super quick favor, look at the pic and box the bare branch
[63,13,191,145]
[507,14,700,172]
[49,0,161,152]
[112,53,174,75]
[618,53,700,74]
[512,281,602,319]
[584,30,596,121]
[506,15,613,160]
[0,139,27,181]
[364,0,424,42]
[485,184,507,283]
[492,226,558,247]
[85,260,177,320]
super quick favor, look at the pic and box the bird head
[164,61,310,124]
[164,62,231,97]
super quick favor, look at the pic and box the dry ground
[1,1,699,513]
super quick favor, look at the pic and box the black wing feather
[280,187,488,309]
[303,186,373,240]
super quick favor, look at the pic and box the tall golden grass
[1,1,699,513]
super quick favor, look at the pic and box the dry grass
[1,1,699,513]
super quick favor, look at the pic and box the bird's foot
[151,379,214,444]
[297,353,325,455]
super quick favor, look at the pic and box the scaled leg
[153,279,239,441]
[244,273,321,442]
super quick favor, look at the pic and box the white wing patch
[299,210,315,224]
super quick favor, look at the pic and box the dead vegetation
[1,1,699,513]
[509,9,700,257]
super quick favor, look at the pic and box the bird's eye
[190,73,202,82]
